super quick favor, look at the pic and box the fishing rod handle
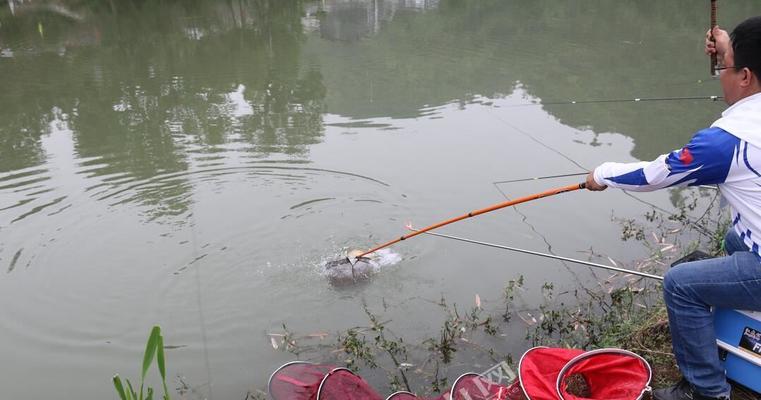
[710,0,718,76]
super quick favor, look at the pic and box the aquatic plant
[112,326,170,400]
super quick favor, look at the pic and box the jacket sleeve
[592,127,739,192]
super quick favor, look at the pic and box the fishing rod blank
[493,172,589,185]
[328,183,586,267]
[503,95,722,108]
[407,227,664,281]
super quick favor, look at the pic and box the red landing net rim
[517,347,652,400]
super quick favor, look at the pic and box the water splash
[371,248,402,268]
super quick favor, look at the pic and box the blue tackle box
[714,308,761,394]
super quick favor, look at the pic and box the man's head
[721,16,761,104]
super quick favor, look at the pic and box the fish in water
[324,251,379,286]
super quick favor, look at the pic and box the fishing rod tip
[348,249,364,258]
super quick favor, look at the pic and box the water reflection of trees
[0,0,325,220]
[306,0,439,42]
[312,0,756,160]
[2,0,759,218]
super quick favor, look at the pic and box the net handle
[554,348,652,400]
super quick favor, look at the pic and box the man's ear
[740,67,758,89]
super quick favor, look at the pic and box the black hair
[731,16,761,78]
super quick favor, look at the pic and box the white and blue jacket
[593,92,761,256]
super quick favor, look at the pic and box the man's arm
[586,127,739,192]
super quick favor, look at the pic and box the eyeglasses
[716,65,744,72]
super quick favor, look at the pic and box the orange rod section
[356,182,586,259]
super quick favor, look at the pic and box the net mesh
[317,369,384,400]
[557,351,651,400]
[387,374,522,400]
[268,362,382,400]
[269,362,333,399]
[519,347,585,400]
[518,347,651,400]
[268,347,650,400]
[446,373,522,400]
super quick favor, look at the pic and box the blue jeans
[663,229,761,398]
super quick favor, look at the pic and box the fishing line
[188,209,214,400]
[481,103,717,241]
[481,103,589,171]
[621,190,714,238]
[492,180,594,285]
[481,106,608,284]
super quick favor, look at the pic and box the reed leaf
[142,327,161,380]
[126,379,137,400]
[113,375,128,400]
[140,326,161,399]
[114,326,169,400]
[156,332,170,400]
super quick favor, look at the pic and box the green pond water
[0,0,756,398]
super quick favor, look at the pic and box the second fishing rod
[406,227,665,281]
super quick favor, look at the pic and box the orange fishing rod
[334,182,586,265]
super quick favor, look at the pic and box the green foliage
[502,275,524,322]
[113,326,171,400]
[339,328,377,371]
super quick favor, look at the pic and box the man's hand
[585,171,607,191]
[705,26,730,59]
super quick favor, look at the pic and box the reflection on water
[304,0,439,42]
[1,0,758,399]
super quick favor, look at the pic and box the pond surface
[0,0,755,398]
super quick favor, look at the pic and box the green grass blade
[156,332,170,400]
[142,326,161,379]
[113,375,128,400]
[156,333,166,379]
[126,379,137,400]
[141,326,161,399]
[146,387,154,400]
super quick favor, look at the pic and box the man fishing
[585,16,761,400]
